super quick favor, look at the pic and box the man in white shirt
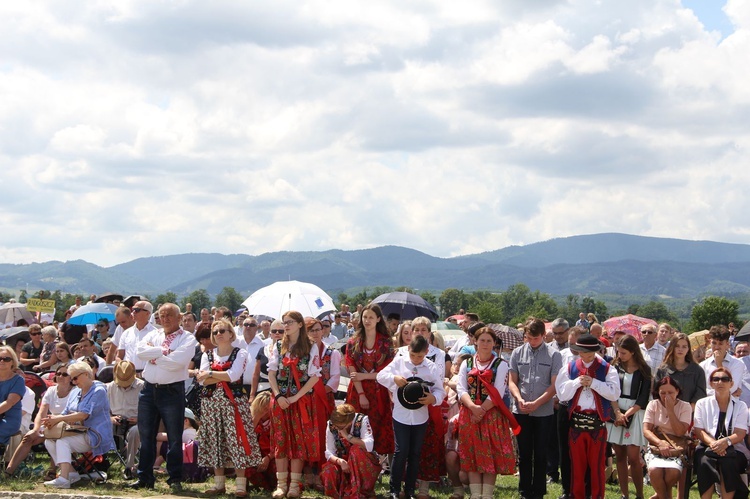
[700,325,746,397]
[640,324,665,376]
[106,306,134,365]
[129,303,197,492]
[330,313,348,340]
[117,301,157,372]
[319,316,337,346]
[234,317,266,394]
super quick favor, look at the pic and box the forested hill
[3,233,750,298]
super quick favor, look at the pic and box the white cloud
[0,0,749,269]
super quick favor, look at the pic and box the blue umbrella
[67,303,118,326]
[370,292,439,321]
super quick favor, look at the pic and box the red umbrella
[602,314,656,343]
[488,324,524,351]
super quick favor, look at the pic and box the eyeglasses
[310,327,323,333]
[271,329,284,334]
[642,331,656,335]
[322,324,331,328]
[132,307,147,314]
[282,320,297,326]
[0,356,13,363]
[30,332,41,336]
[56,372,70,377]
[71,374,86,383]
[243,323,258,328]
[552,330,566,335]
[213,328,230,335]
[96,324,107,328]
[712,376,732,383]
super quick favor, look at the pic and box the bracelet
[274,393,284,400]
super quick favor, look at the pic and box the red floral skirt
[270,393,321,461]
[321,445,381,499]
[345,379,394,455]
[457,405,515,475]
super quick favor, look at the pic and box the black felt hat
[397,377,433,410]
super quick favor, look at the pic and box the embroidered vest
[568,357,614,421]
[203,347,245,398]
[320,346,333,385]
[329,413,367,459]
[465,356,502,403]
[276,342,311,397]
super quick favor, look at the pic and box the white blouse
[324,414,374,460]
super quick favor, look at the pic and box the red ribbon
[281,356,313,427]
[469,365,521,436]
[211,367,252,456]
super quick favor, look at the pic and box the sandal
[203,486,226,496]
[43,469,57,481]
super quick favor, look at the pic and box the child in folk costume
[456,326,520,499]
[345,304,396,457]
[395,316,452,498]
[305,316,341,489]
[555,333,620,499]
[246,392,276,491]
[377,335,445,499]
[268,311,322,499]
[320,403,381,499]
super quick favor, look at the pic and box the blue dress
[0,374,26,445]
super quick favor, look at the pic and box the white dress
[606,372,647,446]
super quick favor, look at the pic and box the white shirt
[701,353,746,396]
[234,335,267,385]
[322,334,337,347]
[120,322,157,370]
[325,414,374,460]
[448,334,470,358]
[378,355,445,426]
[397,344,447,379]
[694,395,749,438]
[267,345,322,378]
[555,358,620,412]
[137,327,198,385]
[21,387,35,431]
[41,385,70,416]
[641,342,666,376]
[200,348,248,383]
[111,324,125,349]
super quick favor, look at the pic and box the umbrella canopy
[735,321,750,342]
[487,324,524,351]
[0,302,37,328]
[0,326,31,343]
[242,280,336,321]
[602,314,656,343]
[94,293,124,303]
[370,292,439,321]
[431,321,462,331]
[67,303,118,326]
[122,295,147,308]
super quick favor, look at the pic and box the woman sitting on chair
[693,367,750,499]
[42,361,115,489]
[0,346,25,457]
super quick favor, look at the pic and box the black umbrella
[95,292,124,303]
[122,295,147,308]
[370,292,439,321]
[735,321,750,341]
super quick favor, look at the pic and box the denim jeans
[137,381,185,485]
[391,420,428,496]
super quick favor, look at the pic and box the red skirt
[246,458,277,490]
[418,405,447,481]
[321,445,381,499]
[270,393,321,461]
[457,405,515,475]
[345,379,395,455]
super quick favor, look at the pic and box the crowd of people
[2,295,750,499]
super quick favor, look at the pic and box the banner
[26,298,56,313]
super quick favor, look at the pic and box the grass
[1,456,706,498]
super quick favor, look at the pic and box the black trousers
[516,413,554,498]
[695,446,749,497]
[557,406,571,495]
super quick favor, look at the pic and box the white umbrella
[242,280,336,321]
[0,302,37,328]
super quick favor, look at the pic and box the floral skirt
[418,407,447,481]
[271,393,321,461]
[321,445,381,499]
[198,389,262,469]
[457,405,515,475]
[346,379,395,455]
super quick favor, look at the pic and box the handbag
[44,423,89,440]
[649,428,689,458]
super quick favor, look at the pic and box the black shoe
[127,480,155,489]
[169,482,183,494]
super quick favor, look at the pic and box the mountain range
[3,233,750,298]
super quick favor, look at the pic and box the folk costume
[313,343,341,463]
[555,335,620,499]
[345,334,396,455]
[320,413,381,499]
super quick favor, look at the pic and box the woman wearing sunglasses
[0,347,25,456]
[42,361,114,488]
[5,365,72,478]
[251,319,285,402]
[693,367,750,499]
[196,319,262,497]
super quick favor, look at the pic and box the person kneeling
[321,403,381,499]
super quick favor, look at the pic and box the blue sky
[1,0,749,267]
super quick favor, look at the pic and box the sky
[1,0,749,268]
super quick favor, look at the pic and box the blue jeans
[391,420,428,497]
[137,381,185,485]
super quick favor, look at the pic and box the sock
[482,483,494,498]
[290,472,303,484]
[214,475,226,489]
[454,485,465,496]
[469,483,482,498]
[419,481,431,495]
[235,476,247,492]
[276,471,288,486]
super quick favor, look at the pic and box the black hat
[570,333,602,353]
[397,377,432,410]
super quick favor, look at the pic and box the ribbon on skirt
[282,356,313,426]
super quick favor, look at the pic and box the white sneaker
[44,477,71,489]
[68,472,82,484]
